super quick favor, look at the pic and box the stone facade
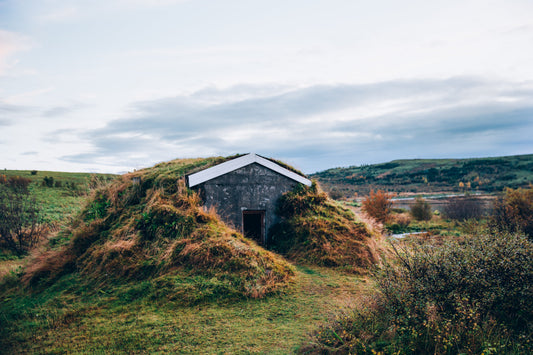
[193,162,300,246]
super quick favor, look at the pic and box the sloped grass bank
[269,182,383,272]
[22,157,293,303]
[0,266,368,354]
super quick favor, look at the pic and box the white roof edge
[187,153,312,187]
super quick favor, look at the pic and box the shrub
[489,186,533,239]
[328,188,344,200]
[386,213,411,234]
[66,182,83,196]
[0,176,31,194]
[42,176,54,187]
[305,231,533,354]
[362,189,395,223]
[0,184,44,254]
[410,197,432,221]
[443,196,483,221]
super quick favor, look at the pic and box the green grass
[1,169,116,224]
[1,169,114,185]
[0,265,369,354]
[29,186,86,223]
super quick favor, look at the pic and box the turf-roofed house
[187,153,312,246]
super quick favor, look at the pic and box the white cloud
[54,78,533,173]
[0,30,31,75]
[1,0,533,173]
[37,6,80,23]
[114,0,191,8]
[4,87,54,105]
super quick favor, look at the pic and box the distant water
[392,193,492,213]
[390,231,427,239]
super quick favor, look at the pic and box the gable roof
[187,153,312,187]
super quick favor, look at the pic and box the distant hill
[311,154,533,197]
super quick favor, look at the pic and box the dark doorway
[243,210,265,245]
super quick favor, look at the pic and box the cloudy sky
[1,0,532,174]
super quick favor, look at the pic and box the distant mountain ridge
[311,154,533,196]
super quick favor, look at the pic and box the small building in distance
[186,153,312,246]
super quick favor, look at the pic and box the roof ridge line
[187,153,312,187]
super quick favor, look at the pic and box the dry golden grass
[22,247,73,286]
[270,182,388,273]
[0,259,24,279]
[352,209,384,236]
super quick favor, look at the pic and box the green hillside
[1,170,116,223]
[311,154,533,196]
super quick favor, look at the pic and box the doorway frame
[242,210,266,245]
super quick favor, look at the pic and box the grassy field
[1,169,116,223]
[1,265,369,353]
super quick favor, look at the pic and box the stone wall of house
[194,163,299,245]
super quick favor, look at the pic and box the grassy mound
[23,157,293,302]
[269,182,382,272]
